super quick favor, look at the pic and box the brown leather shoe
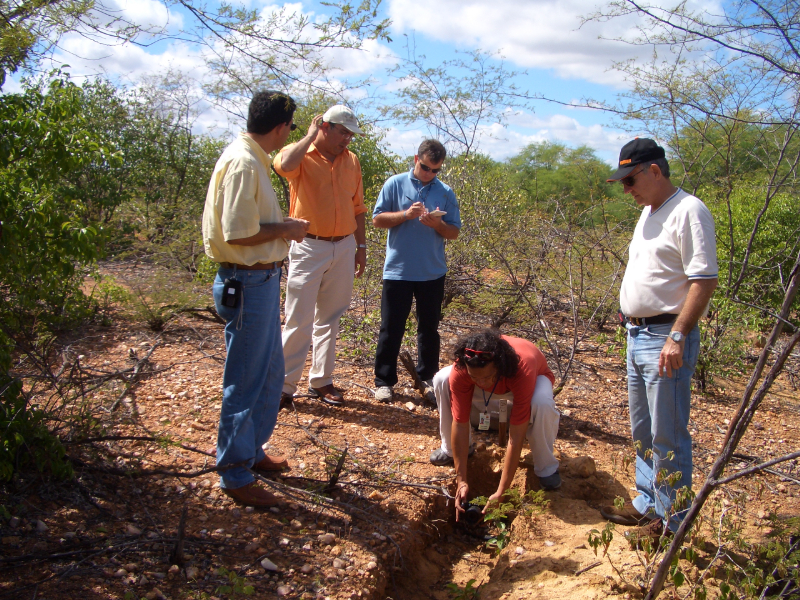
[279,392,294,411]
[600,500,652,526]
[624,518,672,548]
[223,482,280,507]
[254,454,289,473]
[309,384,344,406]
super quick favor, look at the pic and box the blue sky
[14,0,702,164]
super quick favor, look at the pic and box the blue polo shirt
[373,170,461,281]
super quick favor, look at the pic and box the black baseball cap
[607,138,666,181]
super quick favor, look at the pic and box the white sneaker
[422,379,436,406]
[374,386,393,403]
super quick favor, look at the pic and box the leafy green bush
[0,72,122,481]
[0,379,72,482]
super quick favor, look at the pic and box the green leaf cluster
[0,72,115,480]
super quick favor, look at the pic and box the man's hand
[355,247,366,278]
[659,336,685,377]
[419,208,443,228]
[406,202,426,221]
[306,114,323,141]
[657,278,717,377]
[454,481,469,522]
[283,217,310,243]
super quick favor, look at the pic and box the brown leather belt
[627,313,677,326]
[220,261,281,271]
[305,233,352,242]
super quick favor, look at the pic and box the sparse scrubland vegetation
[1,0,798,598]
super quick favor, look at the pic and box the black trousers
[374,276,446,387]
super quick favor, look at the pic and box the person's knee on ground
[525,375,560,478]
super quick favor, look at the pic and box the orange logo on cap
[620,159,632,165]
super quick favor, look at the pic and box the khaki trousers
[282,235,355,394]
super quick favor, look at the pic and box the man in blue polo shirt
[372,139,461,402]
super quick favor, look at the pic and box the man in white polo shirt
[600,138,718,543]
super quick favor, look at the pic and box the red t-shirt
[450,336,555,426]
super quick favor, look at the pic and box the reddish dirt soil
[1,263,798,600]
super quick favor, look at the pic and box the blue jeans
[213,266,284,490]
[627,322,699,531]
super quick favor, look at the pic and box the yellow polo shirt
[273,143,366,237]
[202,134,289,265]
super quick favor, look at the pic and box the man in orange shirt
[273,105,368,406]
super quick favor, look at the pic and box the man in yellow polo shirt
[202,90,309,506]
[274,105,367,406]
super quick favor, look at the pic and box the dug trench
[376,426,637,600]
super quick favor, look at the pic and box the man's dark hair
[650,157,670,178]
[247,90,296,135]
[453,329,519,379]
[418,139,447,163]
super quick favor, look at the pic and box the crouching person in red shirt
[429,329,561,520]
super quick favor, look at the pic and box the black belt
[305,233,352,242]
[220,261,281,270]
[626,313,677,326]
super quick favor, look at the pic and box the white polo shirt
[620,189,718,318]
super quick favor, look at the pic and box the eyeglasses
[289,122,297,131]
[418,162,442,174]
[330,123,354,138]
[620,166,645,187]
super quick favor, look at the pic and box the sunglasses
[620,166,645,187]
[463,348,494,362]
[289,123,297,131]
[418,162,442,174]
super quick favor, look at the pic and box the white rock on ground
[260,558,279,571]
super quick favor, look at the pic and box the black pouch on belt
[221,277,242,308]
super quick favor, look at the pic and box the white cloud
[479,113,628,162]
[321,38,399,78]
[381,127,430,160]
[380,110,628,163]
[387,0,718,87]
[48,36,207,83]
[105,0,184,31]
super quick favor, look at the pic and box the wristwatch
[669,331,685,343]
[357,244,367,249]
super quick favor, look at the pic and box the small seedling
[446,578,481,600]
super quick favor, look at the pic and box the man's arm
[451,420,471,521]
[659,278,718,377]
[484,422,528,510]
[354,212,367,277]
[275,115,322,173]
[228,218,310,246]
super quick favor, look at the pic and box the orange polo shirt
[273,143,367,237]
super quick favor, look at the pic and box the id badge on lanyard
[478,379,499,431]
[478,412,491,431]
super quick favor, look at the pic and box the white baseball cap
[323,105,364,135]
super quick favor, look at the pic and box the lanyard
[481,378,500,412]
